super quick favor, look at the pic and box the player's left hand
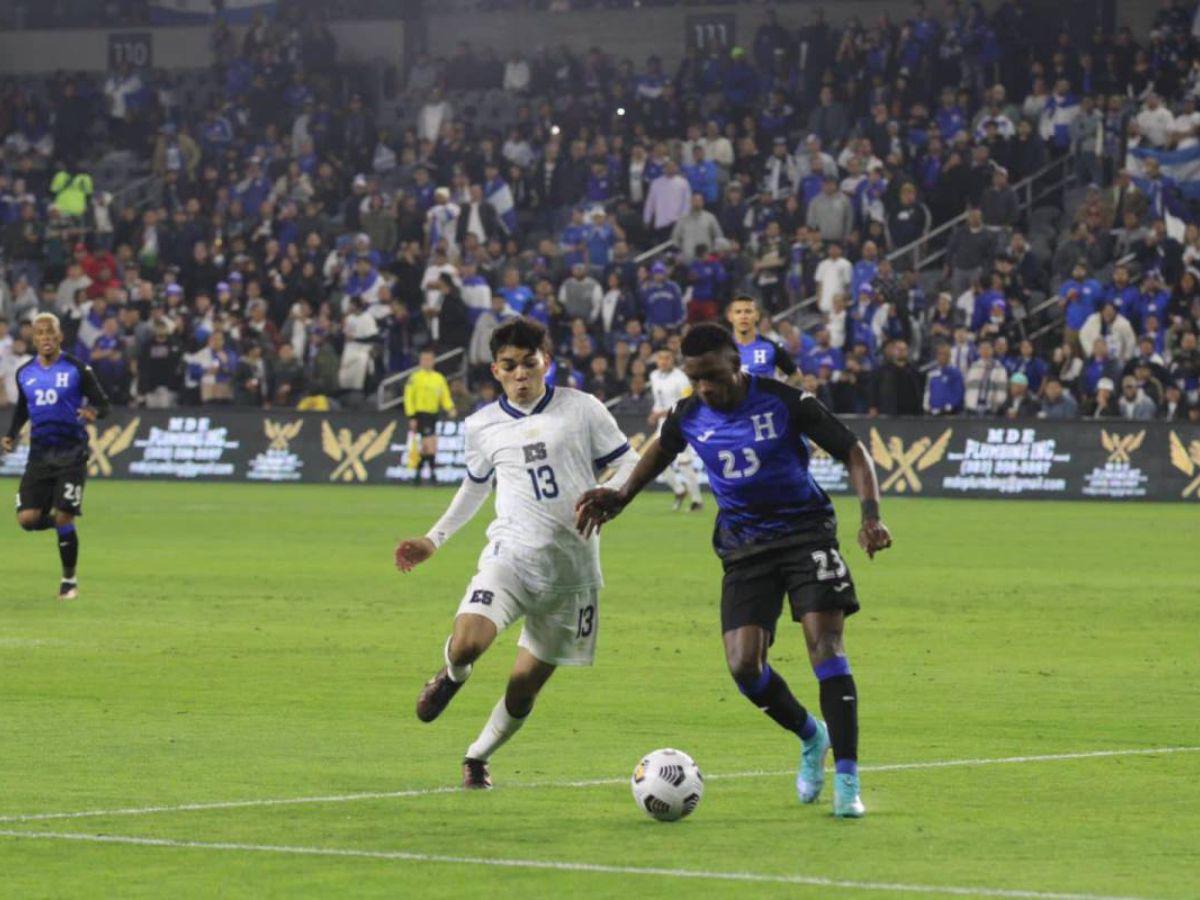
[77,407,98,423]
[858,518,893,560]
[574,488,625,538]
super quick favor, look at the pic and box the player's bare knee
[17,511,41,531]
[54,511,75,528]
[726,651,762,688]
[807,631,844,664]
[449,617,495,665]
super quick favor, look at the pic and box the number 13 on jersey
[523,440,559,500]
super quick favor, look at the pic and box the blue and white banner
[1128,142,1200,200]
[149,0,276,25]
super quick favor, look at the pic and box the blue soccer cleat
[833,772,866,818]
[795,719,830,804]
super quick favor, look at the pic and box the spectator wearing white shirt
[1168,96,1200,148]
[643,160,691,243]
[795,134,839,178]
[417,88,452,144]
[339,296,379,392]
[815,241,853,315]
[1136,93,1175,148]
[103,63,142,126]
[965,338,1009,415]
[702,120,734,170]
[503,52,531,93]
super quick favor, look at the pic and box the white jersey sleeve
[463,417,493,483]
[584,393,632,470]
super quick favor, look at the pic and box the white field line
[0,829,1150,900]
[0,745,1196,826]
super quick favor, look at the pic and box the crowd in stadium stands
[2,0,1200,424]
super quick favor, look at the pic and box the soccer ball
[631,748,704,822]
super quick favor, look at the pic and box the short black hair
[681,322,737,358]
[490,316,547,358]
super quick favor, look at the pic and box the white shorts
[455,563,599,667]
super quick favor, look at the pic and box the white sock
[669,464,685,496]
[465,696,527,762]
[681,463,701,504]
[444,636,472,683]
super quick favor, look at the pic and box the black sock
[422,454,436,478]
[57,524,79,579]
[815,658,858,774]
[32,514,55,531]
[736,665,818,740]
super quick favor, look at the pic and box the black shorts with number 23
[18,446,88,517]
[720,536,860,636]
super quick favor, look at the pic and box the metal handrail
[110,172,164,211]
[634,239,675,264]
[376,347,466,411]
[769,152,1077,327]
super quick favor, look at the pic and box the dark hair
[728,293,759,307]
[681,322,737,358]
[490,316,547,358]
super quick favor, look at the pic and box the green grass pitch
[0,480,1197,898]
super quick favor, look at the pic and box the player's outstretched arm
[845,441,893,560]
[575,437,677,538]
[79,364,112,422]
[395,475,492,573]
[3,386,29,452]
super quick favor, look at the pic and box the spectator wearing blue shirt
[1082,338,1121,397]
[682,144,720,206]
[851,242,879,300]
[639,262,685,330]
[1103,264,1141,323]
[558,207,590,269]
[1059,262,1103,336]
[586,160,612,204]
[584,207,621,271]
[686,245,728,323]
[924,343,965,415]
[935,90,967,142]
[802,326,845,375]
[1136,271,1170,332]
[1010,339,1047,393]
[499,267,532,316]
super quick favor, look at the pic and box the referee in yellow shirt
[404,348,457,485]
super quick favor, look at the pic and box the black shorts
[18,447,88,517]
[412,413,440,438]
[721,540,859,636]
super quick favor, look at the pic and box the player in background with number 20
[395,318,638,790]
[2,313,110,600]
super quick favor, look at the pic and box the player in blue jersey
[726,294,801,383]
[2,313,111,600]
[575,323,891,817]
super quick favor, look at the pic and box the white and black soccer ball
[631,748,704,822]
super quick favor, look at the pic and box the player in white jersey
[395,318,638,789]
[649,347,702,511]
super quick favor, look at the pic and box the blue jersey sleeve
[770,340,798,376]
[658,398,695,457]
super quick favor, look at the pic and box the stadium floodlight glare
[617,107,626,116]
[551,125,561,135]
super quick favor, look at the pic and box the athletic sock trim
[814,656,852,681]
